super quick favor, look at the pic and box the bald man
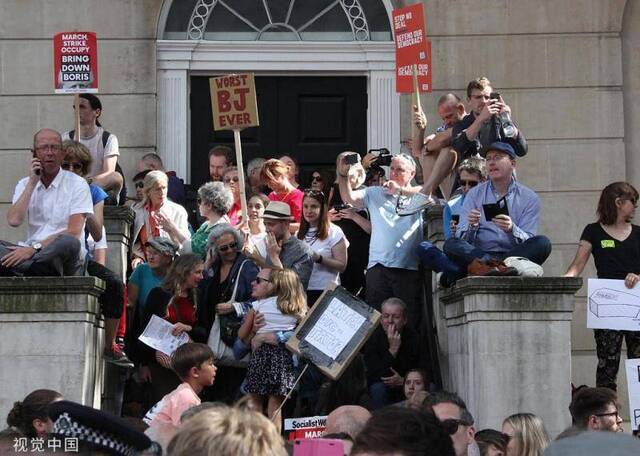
[325,405,372,440]
[1,128,92,276]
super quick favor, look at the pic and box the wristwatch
[32,242,42,252]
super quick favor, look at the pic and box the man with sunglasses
[442,142,551,279]
[425,391,477,456]
[569,387,623,433]
[444,157,487,241]
[1,128,93,276]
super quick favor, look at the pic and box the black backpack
[69,129,128,205]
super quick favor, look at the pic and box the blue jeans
[443,235,552,270]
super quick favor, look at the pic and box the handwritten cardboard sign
[53,32,98,94]
[392,4,431,93]
[209,73,259,131]
[287,284,380,380]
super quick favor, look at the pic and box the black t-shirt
[580,223,640,279]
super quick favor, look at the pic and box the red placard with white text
[393,4,431,93]
[53,32,98,94]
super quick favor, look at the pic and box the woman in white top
[243,193,269,261]
[297,189,348,304]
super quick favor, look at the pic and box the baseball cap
[483,142,517,159]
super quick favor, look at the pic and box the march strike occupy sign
[53,32,98,93]
[393,4,431,93]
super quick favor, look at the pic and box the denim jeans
[443,235,552,270]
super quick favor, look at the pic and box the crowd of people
[1,81,640,455]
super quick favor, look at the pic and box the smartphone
[333,203,351,212]
[483,196,509,220]
[293,439,344,456]
[490,92,501,100]
[32,150,41,175]
[344,153,360,165]
[451,214,460,223]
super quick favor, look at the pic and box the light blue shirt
[363,186,423,270]
[456,178,540,254]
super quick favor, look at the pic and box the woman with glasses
[307,168,332,195]
[138,254,206,402]
[298,189,348,304]
[223,166,243,226]
[565,182,640,390]
[131,170,190,268]
[199,223,258,402]
[189,182,233,260]
[502,413,549,456]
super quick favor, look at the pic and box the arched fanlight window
[162,0,392,41]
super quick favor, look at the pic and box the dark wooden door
[190,76,367,187]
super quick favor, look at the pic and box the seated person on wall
[442,142,551,280]
[337,152,424,326]
[564,182,640,391]
[411,93,468,200]
[362,298,419,410]
[399,77,528,215]
[136,152,186,206]
[62,94,124,201]
[131,170,190,269]
[569,387,624,433]
[443,157,487,241]
[0,129,92,277]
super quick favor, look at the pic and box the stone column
[440,276,582,437]
[104,206,135,282]
[0,277,105,421]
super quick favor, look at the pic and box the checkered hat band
[53,412,136,456]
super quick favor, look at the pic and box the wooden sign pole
[233,129,249,224]
[411,64,422,139]
[73,94,81,141]
[271,363,309,424]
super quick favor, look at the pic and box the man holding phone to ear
[0,128,93,276]
[442,142,551,278]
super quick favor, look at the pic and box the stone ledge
[0,277,104,313]
[441,277,583,301]
[104,206,135,240]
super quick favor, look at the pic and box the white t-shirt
[62,127,119,177]
[249,232,267,259]
[252,296,298,333]
[12,169,94,261]
[302,224,348,291]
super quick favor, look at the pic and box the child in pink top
[144,343,217,450]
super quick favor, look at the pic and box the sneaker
[104,345,134,369]
[396,192,437,216]
[467,258,518,277]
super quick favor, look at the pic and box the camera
[344,153,360,165]
[368,148,392,166]
[333,203,351,212]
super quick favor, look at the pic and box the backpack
[69,129,128,205]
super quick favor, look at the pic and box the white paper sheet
[304,297,366,360]
[587,279,640,331]
[138,314,190,356]
[625,359,640,431]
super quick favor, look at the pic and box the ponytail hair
[6,389,63,437]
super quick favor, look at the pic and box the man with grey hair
[246,157,269,195]
[338,153,424,325]
[1,128,93,276]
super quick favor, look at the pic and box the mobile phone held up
[32,150,40,175]
[368,148,392,166]
[490,92,501,100]
[344,153,360,165]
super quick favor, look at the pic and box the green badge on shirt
[601,239,615,248]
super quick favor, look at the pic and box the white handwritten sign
[304,297,366,360]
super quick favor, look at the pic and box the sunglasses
[440,419,470,435]
[218,242,238,252]
[62,162,83,171]
[224,176,240,183]
[459,180,479,188]
[256,277,271,284]
[135,181,145,189]
[311,175,323,182]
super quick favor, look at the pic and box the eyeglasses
[440,419,471,435]
[135,182,145,189]
[459,180,479,188]
[311,175,323,182]
[34,144,62,153]
[594,410,620,419]
[256,277,271,284]
[224,176,239,184]
[217,242,238,252]
[485,155,507,163]
[62,162,83,171]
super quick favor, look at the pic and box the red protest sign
[53,32,98,94]
[393,4,431,93]
[209,73,259,131]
